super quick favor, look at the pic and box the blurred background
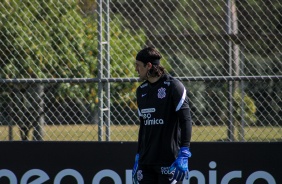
[0,0,281,142]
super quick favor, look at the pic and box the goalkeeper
[132,47,192,184]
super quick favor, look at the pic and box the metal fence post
[227,0,235,141]
[97,0,110,141]
[240,47,245,141]
[104,0,111,141]
[97,0,104,141]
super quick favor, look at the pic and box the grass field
[0,125,281,141]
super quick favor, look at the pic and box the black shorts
[137,165,183,184]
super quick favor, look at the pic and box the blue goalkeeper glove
[169,147,192,183]
[132,154,139,184]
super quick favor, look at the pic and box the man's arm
[177,98,192,147]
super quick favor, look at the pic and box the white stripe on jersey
[175,88,186,111]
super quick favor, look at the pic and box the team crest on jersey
[137,170,143,181]
[158,87,166,99]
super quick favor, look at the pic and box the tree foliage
[0,0,146,105]
[0,0,146,129]
[1,0,281,128]
[1,0,97,79]
[234,90,257,125]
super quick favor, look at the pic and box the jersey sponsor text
[144,118,164,125]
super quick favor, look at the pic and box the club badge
[137,170,143,181]
[158,87,166,99]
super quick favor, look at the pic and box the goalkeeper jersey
[136,74,191,166]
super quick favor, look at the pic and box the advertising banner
[0,142,281,184]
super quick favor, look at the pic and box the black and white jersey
[136,74,191,166]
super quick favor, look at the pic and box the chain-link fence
[0,0,281,141]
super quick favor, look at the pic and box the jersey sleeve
[177,105,192,147]
[136,86,143,118]
[136,85,144,153]
[172,79,192,147]
[172,79,189,111]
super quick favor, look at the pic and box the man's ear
[147,62,152,69]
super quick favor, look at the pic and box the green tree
[108,16,146,124]
[169,54,226,126]
[234,90,257,125]
[1,0,97,79]
[0,0,146,138]
[1,0,98,140]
